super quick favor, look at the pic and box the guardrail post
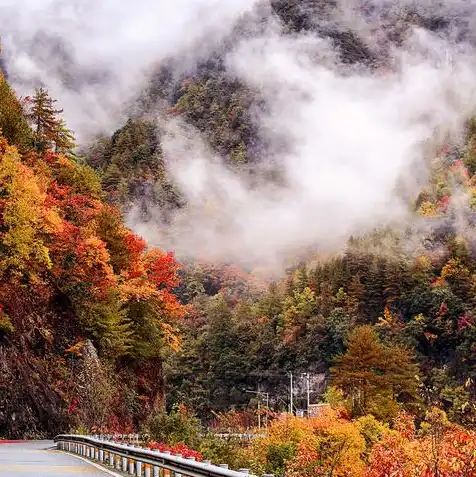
[173,453,182,477]
[129,457,134,474]
[153,449,161,477]
[135,460,142,476]
[144,463,151,477]
[122,455,128,471]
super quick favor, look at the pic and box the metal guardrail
[54,434,273,477]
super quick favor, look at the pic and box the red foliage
[124,232,147,278]
[457,312,473,330]
[437,194,451,212]
[365,434,413,477]
[144,250,180,289]
[451,160,469,180]
[393,411,416,439]
[45,182,72,208]
[67,397,79,415]
[147,441,202,460]
[62,194,102,225]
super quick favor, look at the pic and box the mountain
[1,0,476,449]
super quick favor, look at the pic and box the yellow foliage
[415,255,432,270]
[118,278,159,302]
[441,257,463,279]
[0,143,61,279]
[419,200,438,217]
[161,322,181,352]
[248,410,366,477]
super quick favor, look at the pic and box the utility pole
[289,372,294,415]
[265,392,269,429]
[306,373,310,417]
[257,396,261,430]
[245,389,269,430]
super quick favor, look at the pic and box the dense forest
[2,0,476,475]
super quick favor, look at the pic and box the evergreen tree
[26,87,75,153]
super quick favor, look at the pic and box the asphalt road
[0,440,114,476]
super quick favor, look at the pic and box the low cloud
[4,1,476,271]
[132,12,476,271]
[1,0,260,140]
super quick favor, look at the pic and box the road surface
[0,440,114,476]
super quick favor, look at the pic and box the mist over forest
[1,1,476,474]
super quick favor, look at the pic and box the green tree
[26,87,75,153]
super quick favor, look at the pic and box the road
[0,440,115,476]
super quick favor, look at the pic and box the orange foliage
[247,408,476,477]
[366,411,476,477]
[50,222,116,298]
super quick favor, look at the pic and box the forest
[1,1,476,475]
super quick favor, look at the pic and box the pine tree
[55,118,76,153]
[26,87,74,153]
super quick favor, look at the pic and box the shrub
[144,404,201,448]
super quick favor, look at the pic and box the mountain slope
[0,75,187,437]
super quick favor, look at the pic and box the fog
[4,0,476,271]
[1,0,260,140]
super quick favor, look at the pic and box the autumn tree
[0,75,32,150]
[331,325,419,420]
[248,412,366,477]
[0,140,61,281]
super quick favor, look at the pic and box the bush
[199,434,253,470]
[265,442,297,476]
[144,404,201,448]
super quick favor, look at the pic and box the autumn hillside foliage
[0,74,188,437]
[241,407,476,477]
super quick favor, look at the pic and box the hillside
[0,77,189,437]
